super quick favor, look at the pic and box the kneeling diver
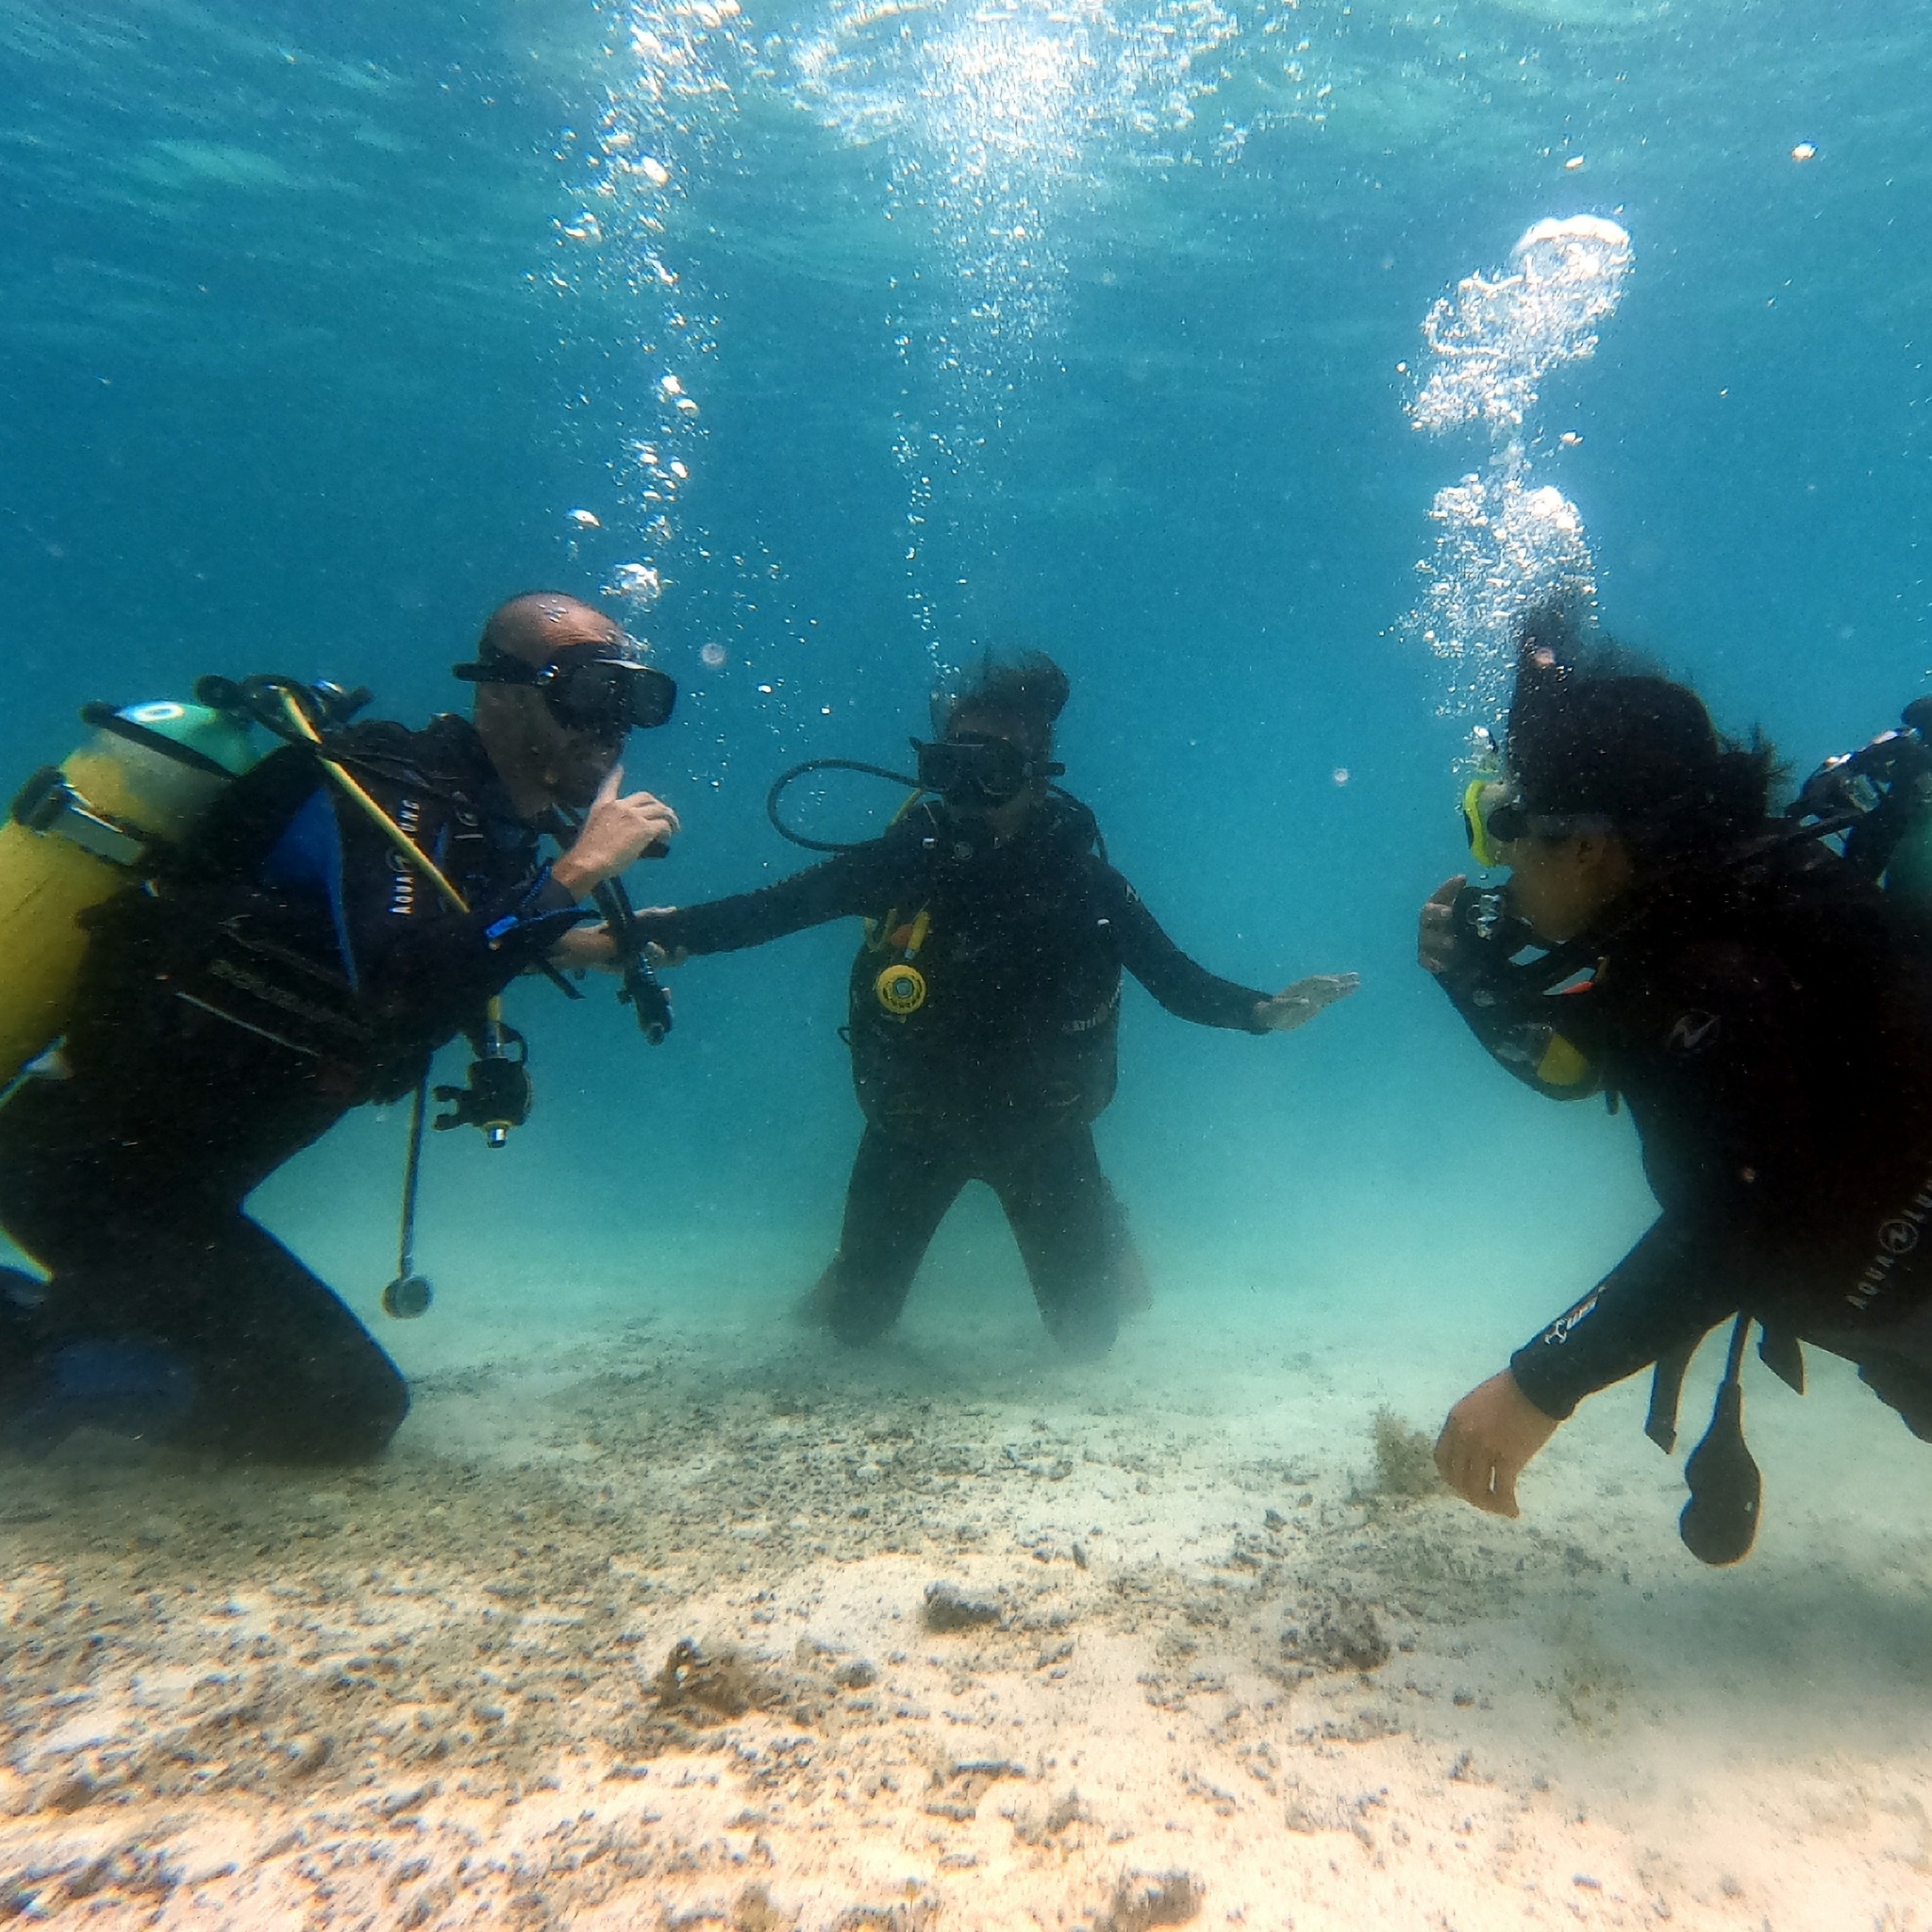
[1423,613,1932,1561]
[627,651,1357,1359]
[0,593,679,1464]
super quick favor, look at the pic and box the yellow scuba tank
[0,699,264,1086]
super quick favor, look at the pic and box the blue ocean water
[5,0,1929,1372]
[3,0,1928,1363]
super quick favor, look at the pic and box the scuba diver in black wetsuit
[1421,613,1932,1562]
[0,593,680,1464]
[631,652,1357,1359]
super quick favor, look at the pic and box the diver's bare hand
[552,766,680,899]
[1254,973,1359,1033]
[547,924,682,975]
[1418,875,1466,976]
[633,908,688,970]
[1434,1371,1560,1518]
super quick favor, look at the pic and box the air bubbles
[1406,216,1636,725]
[699,641,728,668]
[1331,767,1350,787]
[608,562,663,603]
[568,508,602,528]
[1411,215,1633,437]
[1791,142,1817,162]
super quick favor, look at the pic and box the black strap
[78,703,238,778]
[394,1076,426,1281]
[1757,1324,1807,1393]
[1644,1335,1699,1454]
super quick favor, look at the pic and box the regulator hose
[765,758,924,853]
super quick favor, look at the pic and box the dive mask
[912,732,1064,808]
[1460,775,1607,868]
[454,640,677,736]
[1460,775,1517,870]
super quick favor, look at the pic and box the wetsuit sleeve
[342,816,585,1034]
[636,849,877,956]
[1508,1218,1741,1420]
[1102,871,1272,1031]
[1503,935,1826,1419]
[1434,960,1605,1100]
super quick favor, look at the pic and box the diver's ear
[1570,827,1618,871]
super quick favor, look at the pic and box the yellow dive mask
[1462,774,1608,868]
[1461,774,1514,871]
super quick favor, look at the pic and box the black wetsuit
[640,795,1270,1356]
[0,714,583,1463]
[1437,837,1932,1433]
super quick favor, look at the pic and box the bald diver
[1421,611,1932,1561]
[0,593,679,1463]
[626,651,1357,1359]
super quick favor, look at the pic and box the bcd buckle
[8,768,148,868]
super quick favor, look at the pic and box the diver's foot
[1042,1296,1122,1363]
[0,1267,45,1359]
[789,1265,838,1328]
[4,1341,196,1460]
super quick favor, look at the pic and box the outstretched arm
[1107,871,1357,1032]
[630,846,877,958]
[1107,874,1274,1029]
[1437,1216,1746,1515]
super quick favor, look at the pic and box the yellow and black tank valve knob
[874,962,927,1017]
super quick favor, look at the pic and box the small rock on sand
[922,1581,1001,1633]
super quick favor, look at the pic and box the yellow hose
[277,691,469,915]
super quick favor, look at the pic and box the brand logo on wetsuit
[1542,1292,1599,1347]
[1880,1218,1921,1257]
[1847,1172,1932,1311]
[1666,1010,1722,1056]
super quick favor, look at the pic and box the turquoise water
[8,0,1929,1506]
[4,3,1932,1922]
[18,0,1906,1300]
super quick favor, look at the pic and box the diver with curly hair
[1421,614,1932,1560]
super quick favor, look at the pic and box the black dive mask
[454,641,677,736]
[912,732,1064,808]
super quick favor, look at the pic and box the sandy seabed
[0,1252,1927,1932]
